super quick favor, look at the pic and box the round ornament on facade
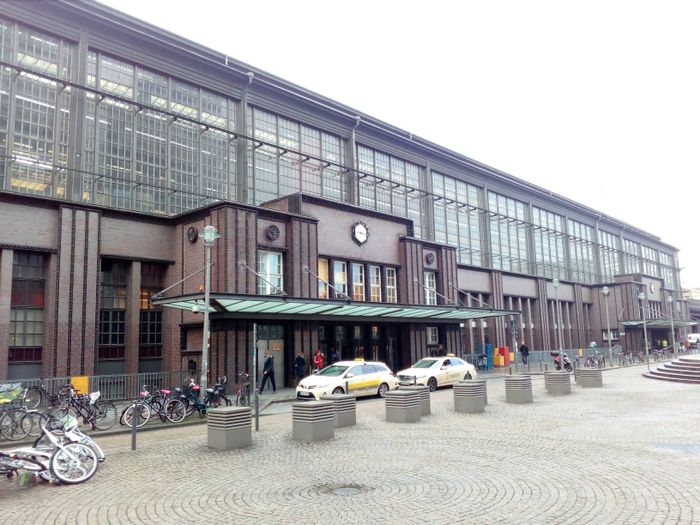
[266,224,280,241]
[186,226,199,243]
[425,252,435,264]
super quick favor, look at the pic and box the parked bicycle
[204,376,231,408]
[53,391,117,431]
[585,351,606,368]
[235,373,251,407]
[22,378,74,410]
[121,386,186,428]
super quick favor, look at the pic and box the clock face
[186,226,199,243]
[352,222,369,245]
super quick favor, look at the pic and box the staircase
[643,355,700,384]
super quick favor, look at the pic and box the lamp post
[602,286,613,367]
[667,295,676,354]
[553,278,562,351]
[638,290,649,371]
[200,225,220,395]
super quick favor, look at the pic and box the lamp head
[602,286,610,296]
[192,301,201,314]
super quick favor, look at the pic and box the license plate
[297,391,313,397]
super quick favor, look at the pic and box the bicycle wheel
[165,399,186,423]
[24,386,43,409]
[27,410,50,437]
[122,403,150,428]
[183,399,195,417]
[50,442,98,484]
[92,401,117,431]
[0,410,32,441]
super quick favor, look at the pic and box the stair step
[643,372,700,384]
[652,368,700,379]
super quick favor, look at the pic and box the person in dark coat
[258,351,276,393]
[519,341,530,365]
[294,351,306,385]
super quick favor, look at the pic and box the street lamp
[601,286,613,367]
[553,278,562,351]
[667,295,676,354]
[638,290,649,370]
[200,225,220,395]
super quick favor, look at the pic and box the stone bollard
[578,368,603,388]
[453,380,487,413]
[319,394,357,427]
[384,390,421,423]
[544,371,572,395]
[505,375,533,404]
[207,406,252,450]
[292,401,335,442]
[398,385,431,416]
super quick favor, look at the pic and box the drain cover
[333,486,361,496]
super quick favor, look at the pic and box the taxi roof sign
[354,357,365,362]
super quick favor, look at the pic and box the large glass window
[247,107,345,205]
[659,252,676,290]
[369,265,382,302]
[598,230,620,282]
[622,239,641,274]
[433,171,482,265]
[99,259,128,361]
[352,263,365,301]
[0,21,74,197]
[357,145,424,239]
[568,219,595,284]
[532,206,565,279]
[385,268,397,303]
[318,258,329,299]
[641,245,660,277]
[424,271,437,305]
[10,252,46,363]
[488,192,529,273]
[333,261,348,299]
[140,264,164,361]
[257,251,284,295]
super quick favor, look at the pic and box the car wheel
[427,377,438,392]
[377,383,389,398]
[332,387,344,395]
[464,372,472,380]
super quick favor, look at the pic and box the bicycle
[121,386,186,427]
[205,376,232,408]
[0,405,33,441]
[22,378,74,410]
[54,391,117,431]
[235,373,250,407]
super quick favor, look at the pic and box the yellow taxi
[295,360,398,400]
[396,355,477,391]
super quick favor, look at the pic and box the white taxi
[396,355,477,391]
[296,360,398,400]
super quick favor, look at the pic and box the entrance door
[256,324,285,388]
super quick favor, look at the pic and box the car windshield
[317,365,349,377]
[412,359,439,369]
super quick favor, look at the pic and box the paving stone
[2,366,699,524]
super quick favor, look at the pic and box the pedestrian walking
[313,348,325,372]
[519,341,529,365]
[258,350,276,393]
[294,351,306,385]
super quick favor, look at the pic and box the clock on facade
[266,224,280,241]
[352,222,369,246]
[425,252,435,264]
[186,226,199,243]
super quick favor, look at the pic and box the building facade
[0,1,692,383]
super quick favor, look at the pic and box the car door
[438,359,452,386]
[344,365,367,396]
[448,359,464,384]
[363,364,382,394]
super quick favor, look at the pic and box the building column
[0,249,14,379]
[126,261,141,374]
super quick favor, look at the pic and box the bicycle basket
[89,391,101,404]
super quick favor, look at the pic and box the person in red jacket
[313,348,325,371]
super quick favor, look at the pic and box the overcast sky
[99,0,700,289]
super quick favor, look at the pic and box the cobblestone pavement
[2,366,699,524]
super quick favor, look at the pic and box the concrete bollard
[207,406,252,450]
[319,394,357,427]
[292,401,335,442]
[578,368,603,388]
[398,385,431,416]
[384,390,421,423]
[453,380,487,413]
[505,375,533,404]
[544,371,572,395]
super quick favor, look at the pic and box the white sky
[100,0,700,288]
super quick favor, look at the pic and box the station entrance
[318,323,403,371]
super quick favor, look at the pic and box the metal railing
[0,370,193,402]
